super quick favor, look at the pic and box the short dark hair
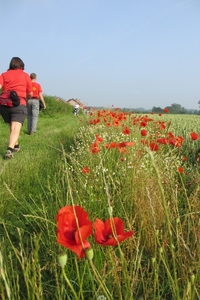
[8,57,25,70]
[30,73,37,79]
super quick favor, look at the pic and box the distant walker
[73,104,79,117]
[27,73,46,135]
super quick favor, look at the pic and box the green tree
[169,103,186,114]
[152,106,163,113]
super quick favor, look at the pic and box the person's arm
[26,75,33,99]
[39,92,46,109]
[27,91,33,99]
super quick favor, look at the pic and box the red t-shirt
[0,69,32,106]
[32,82,42,98]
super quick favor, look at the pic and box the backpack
[0,90,20,107]
[39,99,44,110]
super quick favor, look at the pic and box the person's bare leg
[8,121,22,148]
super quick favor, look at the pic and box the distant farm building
[67,98,83,108]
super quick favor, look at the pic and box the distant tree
[152,106,163,113]
[193,110,200,115]
[169,103,186,114]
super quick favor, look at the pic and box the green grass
[0,97,88,299]
[0,97,85,226]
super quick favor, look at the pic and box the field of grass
[0,98,200,299]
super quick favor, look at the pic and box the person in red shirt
[27,73,46,135]
[0,57,33,159]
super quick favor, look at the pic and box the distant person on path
[0,57,33,159]
[73,104,79,116]
[27,73,46,135]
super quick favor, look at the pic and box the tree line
[121,103,200,114]
[152,103,199,114]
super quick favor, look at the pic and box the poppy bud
[190,274,195,284]
[58,252,67,268]
[85,248,94,260]
[151,257,156,264]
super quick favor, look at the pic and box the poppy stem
[62,268,79,300]
[108,248,123,300]
[109,219,133,298]
[88,260,113,300]
[74,257,85,300]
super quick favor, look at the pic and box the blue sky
[0,0,200,109]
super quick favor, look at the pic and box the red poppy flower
[141,129,148,136]
[113,119,120,127]
[90,146,100,154]
[149,142,159,151]
[182,156,187,161]
[197,154,200,163]
[168,138,176,146]
[95,134,103,143]
[123,126,130,135]
[175,136,184,147]
[156,138,168,145]
[177,166,184,174]
[159,121,166,130]
[139,121,147,127]
[90,118,100,125]
[106,142,117,149]
[94,217,134,246]
[118,112,126,121]
[56,205,93,259]
[167,132,174,138]
[163,108,169,113]
[82,167,90,174]
[118,142,127,148]
[190,132,199,141]
[125,141,134,147]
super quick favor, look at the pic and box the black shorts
[0,105,27,124]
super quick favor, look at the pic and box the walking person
[27,73,46,135]
[0,57,33,159]
[73,104,79,116]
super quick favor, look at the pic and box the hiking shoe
[4,150,14,159]
[14,145,20,152]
